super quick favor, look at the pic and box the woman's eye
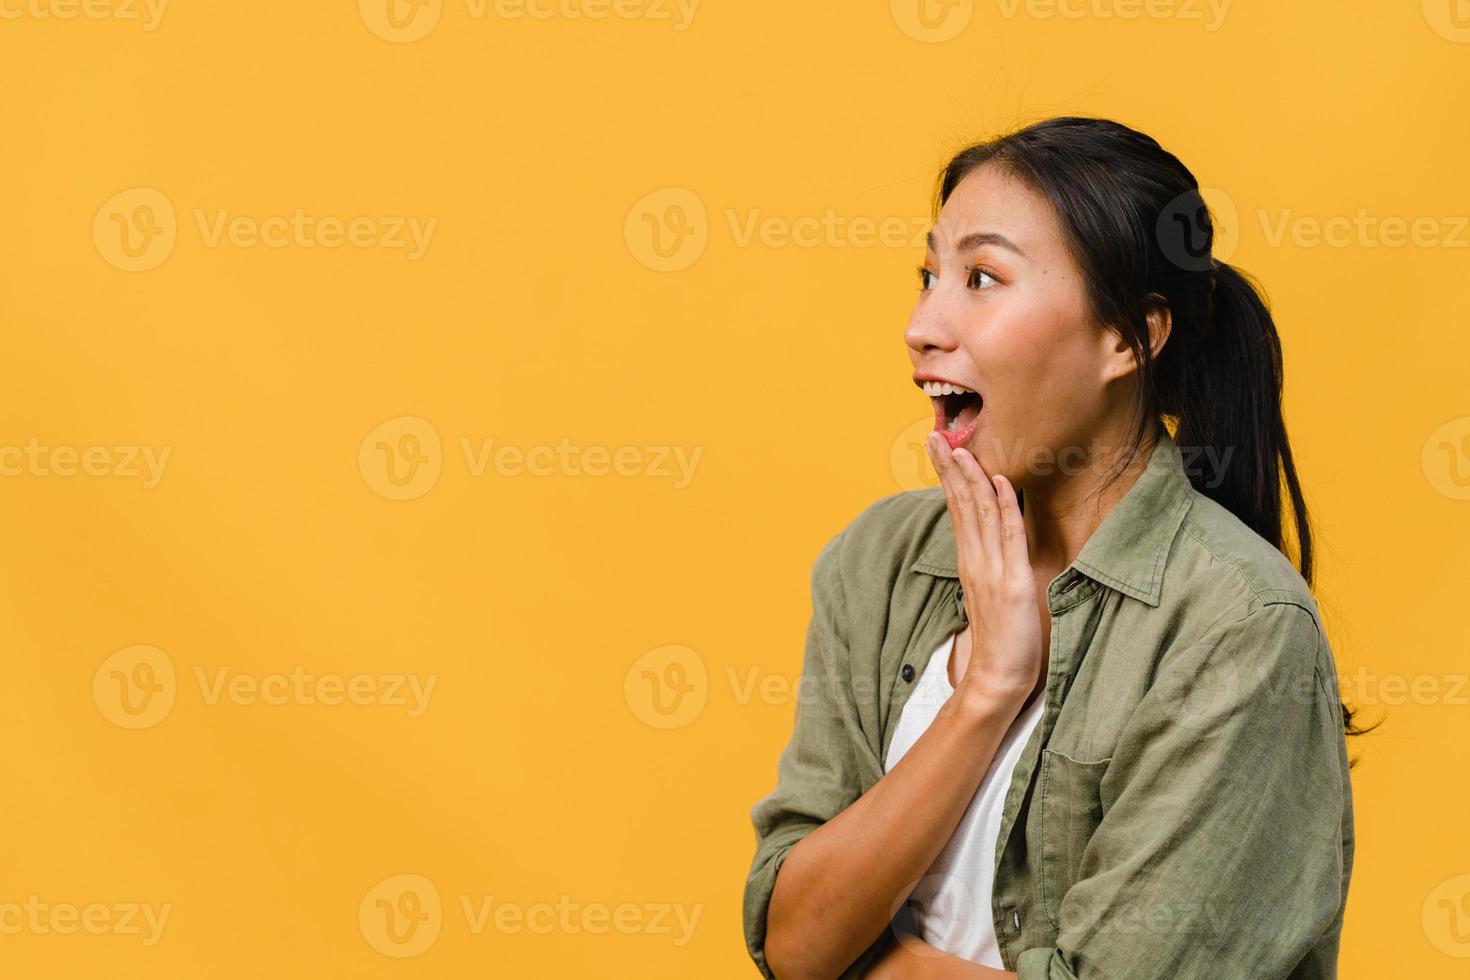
[966,266,998,289]
[917,267,936,291]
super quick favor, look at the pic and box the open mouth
[921,380,984,449]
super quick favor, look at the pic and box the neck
[1018,426,1159,578]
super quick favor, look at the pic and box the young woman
[741,117,1359,979]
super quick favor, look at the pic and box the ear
[1102,294,1172,383]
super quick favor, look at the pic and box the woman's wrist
[946,674,1031,723]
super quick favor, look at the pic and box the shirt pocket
[1035,748,1112,930]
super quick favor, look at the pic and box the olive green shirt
[741,426,1354,978]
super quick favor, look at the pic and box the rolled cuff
[742,834,893,979]
[742,838,797,978]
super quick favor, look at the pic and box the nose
[904,292,961,358]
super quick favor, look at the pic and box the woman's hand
[925,433,1044,710]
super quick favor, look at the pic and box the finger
[925,432,968,526]
[925,433,985,575]
[950,447,1003,575]
[991,473,1030,580]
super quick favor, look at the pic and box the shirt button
[1013,910,1021,930]
[901,664,916,682]
[1061,576,1080,594]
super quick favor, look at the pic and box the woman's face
[905,163,1130,490]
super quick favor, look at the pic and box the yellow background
[2,0,1468,975]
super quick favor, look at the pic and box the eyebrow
[925,230,1027,258]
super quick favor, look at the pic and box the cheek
[967,298,1095,398]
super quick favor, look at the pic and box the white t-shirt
[882,630,1046,968]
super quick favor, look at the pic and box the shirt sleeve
[1016,599,1351,980]
[741,527,888,978]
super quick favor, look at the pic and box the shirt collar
[909,424,1196,608]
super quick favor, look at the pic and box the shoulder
[1164,490,1329,671]
[1125,495,1344,761]
[1173,491,1318,612]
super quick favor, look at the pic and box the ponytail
[1162,260,1372,740]
[1163,260,1313,585]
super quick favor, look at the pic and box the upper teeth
[922,381,977,397]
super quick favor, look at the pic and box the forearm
[865,933,1016,979]
[764,688,1022,980]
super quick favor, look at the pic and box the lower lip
[933,404,983,450]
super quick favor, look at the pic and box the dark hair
[933,116,1369,740]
